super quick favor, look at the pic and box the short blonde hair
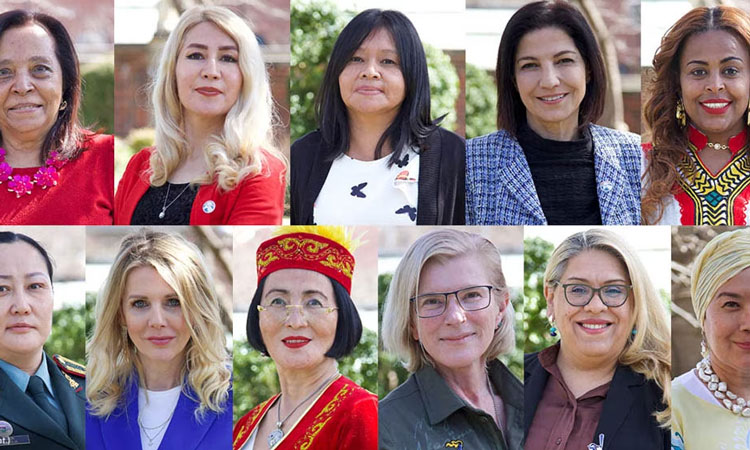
[543,229,671,424]
[691,228,750,326]
[382,229,515,373]
[87,230,230,420]
[150,5,285,191]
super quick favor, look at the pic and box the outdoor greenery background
[45,302,88,365]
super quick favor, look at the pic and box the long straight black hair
[315,9,440,166]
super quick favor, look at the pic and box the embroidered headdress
[256,226,359,293]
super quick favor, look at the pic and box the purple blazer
[85,377,231,450]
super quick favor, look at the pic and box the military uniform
[0,353,85,450]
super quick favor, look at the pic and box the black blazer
[524,352,669,450]
[290,127,465,225]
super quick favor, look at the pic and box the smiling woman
[0,10,113,224]
[114,6,286,225]
[86,230,232,450]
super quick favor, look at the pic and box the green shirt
[379,359,524,450]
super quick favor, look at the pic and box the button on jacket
[379,359,523,450]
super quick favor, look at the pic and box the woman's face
[0,24,63,143]
[679,30,750,143]
[0,241,53,364]
[338,28,406,123]
[412,254,506,373]
[703,266,750,374]
[121,265,191,372]
[259,269,338,372]
[514,27,587,136]
[546,249,633,366]
[175,21,242,127]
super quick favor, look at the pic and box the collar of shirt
[0,353,55,397]
[538,342,611,402]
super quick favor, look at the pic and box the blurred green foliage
[290,0,460,142]
[114,128,155,186]
[44,303,88,365]
[465,64,497,139]
[81,63,114,135]
[232,328,378,422]
[523,237,556,354]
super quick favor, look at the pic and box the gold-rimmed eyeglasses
[257,300,338,320]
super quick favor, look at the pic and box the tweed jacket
[466,124,642,225]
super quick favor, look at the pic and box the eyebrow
[264,288,329,299]
[715,291,743,299]
[125,292,178,300]
[564,277,628,284]
[0,56,54,66]
[686,56,744,65]
[517,50,577,63]
[184,43,238,51]
[0,272,49,280]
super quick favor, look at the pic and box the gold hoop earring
[676,99,687,128]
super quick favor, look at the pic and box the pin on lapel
[587,433,605,450]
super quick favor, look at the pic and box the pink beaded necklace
[0,147,66,198]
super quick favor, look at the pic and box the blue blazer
[466,125,642,225]
[86,379,231,450]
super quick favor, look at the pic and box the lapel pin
[587,433,605,450]
[202,200,216,214]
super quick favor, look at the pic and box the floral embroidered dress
[647,126,750,225]
[671,370,750,450]
[232,375,377,450]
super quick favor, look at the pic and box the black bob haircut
[315,8,440,166]
[0,10,84,162]
[496,0,606,136]
[0,232,54,283]
[246,276,363,358]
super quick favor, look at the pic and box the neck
[435,359,490,408]
[277,359,338,409]
[347,113,395,161]
[526,114,579,141]
[141,356,183,391]
[2,349,43,376]
[1,133,45,168]
[183,113,224,157]
[557,344,617,395]
[710,354,750,400]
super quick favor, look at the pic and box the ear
[544,282,556,320]
[410,315,419,341]
[496,289,509,325]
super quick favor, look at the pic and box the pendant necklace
[159,182,191,219]
[267,371,340,448]
[138,408,175,447]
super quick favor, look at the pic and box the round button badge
[0,420,13,438]
[202,200,216,214]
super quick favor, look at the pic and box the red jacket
[115,148,286,225]
[0,133,114,225]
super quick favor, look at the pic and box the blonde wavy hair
[382,229,516,373]
[150,5,284,191]
[543,229,671,424]
[691,228,750,329]
[87,230,231,420]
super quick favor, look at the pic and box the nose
[706,71,725,93]
[583,291,608,314]
[284,305,308,328]
[201,58,220,80]
[12,71,33,95]
[9,290,31,315]
[360,58,381,80]
[443,294,467,325]
[539,63,561,89]
[148,305,167,328]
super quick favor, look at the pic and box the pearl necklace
[706,142,730,151]
[696,358,750,417]
[0,148,66,198]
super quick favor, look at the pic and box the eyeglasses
[410,285,495,318]
[556,282,632,307]
[257,300,338,321]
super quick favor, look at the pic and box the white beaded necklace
[696,358,750,417]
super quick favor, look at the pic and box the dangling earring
[746,102,750,126]
[631,327,637,336]
[59,100,67,111]
[676,99,687,128]
[549,318,558,337]
[701,338,709,359]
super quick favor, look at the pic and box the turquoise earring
[549,326,558,337]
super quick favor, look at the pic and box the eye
[519,62,538,70]
[348,55,363,63]
[0,67,11,77]
[569,285,589,294]
[132,299,148,309]
[557,57,575,65]
[689,68,707,77]
[381,58,398,65]
[32,65,51,75]
[269,297,287,307]
[724,67,740,76]
[220,54,238,63]
[305,298,324,308]
[0,285,9,293]
[722,300,741,308]
[186,52,204,60]
[28,282,46,290]
[603,285,625,295]
[166,297,181,308]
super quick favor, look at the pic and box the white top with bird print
[314,146,420,225]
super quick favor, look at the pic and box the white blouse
[137,385,181,450]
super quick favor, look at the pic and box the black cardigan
[290,127,465,225]
[524,352,669,450]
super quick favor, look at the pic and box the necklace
[697,358,750,416]
[159,182,191,219]
[0,148,66,198]
[267,371,340,448]
[706,142,730,151]
[138,408,175,446]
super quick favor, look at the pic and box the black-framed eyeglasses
[410,285,495,318]
[556,282,632,307]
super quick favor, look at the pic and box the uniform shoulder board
[53,355,85,378]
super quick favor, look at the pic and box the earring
[746,103,750,126]
[631,327,637,336]
[676,99,686,128]
[701,338,709,359]
[549,325,558,337]
[59,100,67,111]
[495,318,502,332]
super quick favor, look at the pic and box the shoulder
[467,129,514,153]
[379,374,419,412]
[291,130,325,156]
[428,127,465,147]
[81,133,114,152]
[125,147,153,171]
[52,354,85,391]
[590,124,641,150]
